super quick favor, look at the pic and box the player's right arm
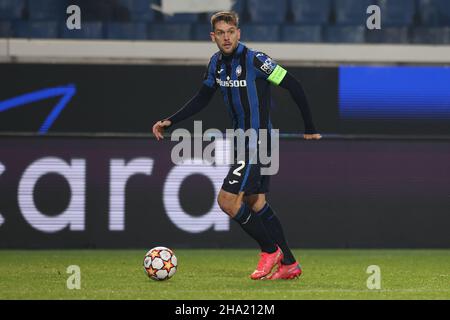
[152,56,218,140]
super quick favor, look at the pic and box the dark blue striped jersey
[165,42,316,136]
[202,42,287,132]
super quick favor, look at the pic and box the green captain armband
[267,65,287,86]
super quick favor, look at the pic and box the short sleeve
[253,52,287,86]
[202,55,218,89]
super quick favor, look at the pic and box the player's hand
[303,133,322,140]
[152,120,171,140]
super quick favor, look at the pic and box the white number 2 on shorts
[233,161,246,177]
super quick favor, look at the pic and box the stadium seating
[163,13,199,23]
[324,25,365,43]
[417,0,450,26]
[60,22,104,39]
[1,0,450,44]
[231,0,246,16]
[366,27,410,43]
[281,25,322,42]
[71,0,114,22]
[412,26,450,44]
[13,21,59,38]
[148,23,192,40]
[106,22,147,40]
[377,0,416,27]
[193,23,212,41]
[116,0,155,22]
[334,0,373,25]
[290,0,331,25]
[27,0,68,21]
[0,21,11,37]
[0,0,25,20]
[240,24,280,42]
[247,0,287,23]
[206,0,247,25]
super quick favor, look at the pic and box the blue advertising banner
[340,66,450,120]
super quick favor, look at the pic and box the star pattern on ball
[150,250,160,259]
[163,260,174,272]
[143,247,177,281]
[147,267,157,276]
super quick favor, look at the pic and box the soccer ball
[143,246,177,281]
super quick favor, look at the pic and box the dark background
[0,136,449,248]
[1,63,449,249]
[1,63,449,135]
[0,63,337,134]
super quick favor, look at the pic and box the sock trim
[255,203,269,215]
[233,203,251,224]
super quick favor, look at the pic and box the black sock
[233,203,277,253]
[257,203,296,265]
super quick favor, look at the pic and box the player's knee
[217,199,236,217]
[217,194,241,218]
[250,199,267,213]
[216,193,229,214]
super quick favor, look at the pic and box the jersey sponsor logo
[260,58,276,75]
[216,76,247,87]
[236,65,242,77]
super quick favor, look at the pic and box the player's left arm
[279,72,321,140]
[253,53,321,140]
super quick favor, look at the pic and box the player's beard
[220,41,238,55]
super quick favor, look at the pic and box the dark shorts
[221,160,271,195]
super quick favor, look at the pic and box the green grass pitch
[0,249,449,300]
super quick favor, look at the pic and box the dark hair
[210,11,239,31]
